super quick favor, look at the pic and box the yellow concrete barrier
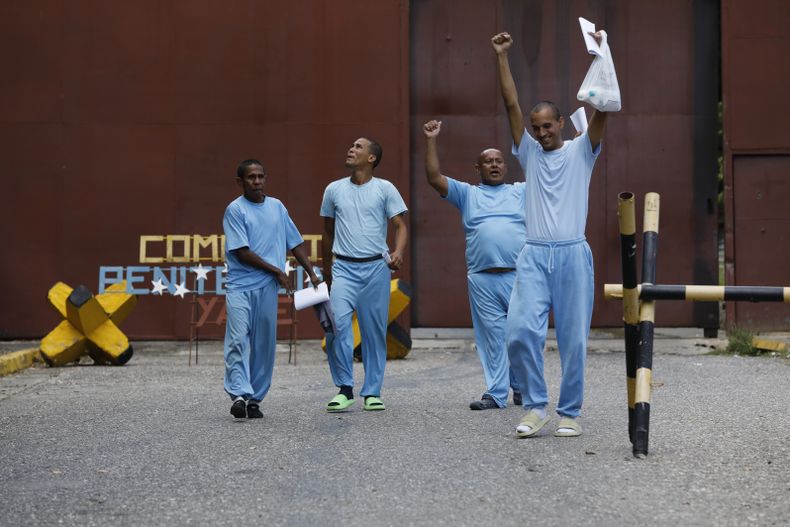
[0,348,41,377]
[323,279,413,359]
[40,281,137,366]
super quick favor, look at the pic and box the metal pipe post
[617,192,640,444]
[634,192,660,457]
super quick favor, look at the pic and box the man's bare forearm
[425,136,448,196]
[291,243,319,284]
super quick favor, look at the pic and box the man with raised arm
[423,119,525,410]
[320,138,408,413]
[492,30,609,438]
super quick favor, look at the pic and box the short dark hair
[237,159,265,178]
[530,100,562,121]
[363,138,383,168]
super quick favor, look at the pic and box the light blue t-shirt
[444,178,527,273]
[320,177,408,258]
[223,195,304,292]
[512,131,600,241]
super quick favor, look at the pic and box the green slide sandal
[326,394,355,413]
[364,396,386,411]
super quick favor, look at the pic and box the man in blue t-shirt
[320,138,408,413]
[423,119,525,410]
[222,159,320,419]
[493,31,610,438]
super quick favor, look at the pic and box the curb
[0,348,42,377]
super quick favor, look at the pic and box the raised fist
[423,120,442,138]
[491,32,513,54]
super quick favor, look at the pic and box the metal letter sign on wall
[99,234,324,297]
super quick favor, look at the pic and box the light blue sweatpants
[506,238,594,418]
[223,282,278,402]
[326,259,391,397]
[467,271,520,407]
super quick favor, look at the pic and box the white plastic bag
[577,29,621,112]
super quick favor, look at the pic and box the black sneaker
[469,394,499,410]
[513,391,523,406]
[246,402,263,419]
[230,398,247,418]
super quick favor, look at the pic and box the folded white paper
[578,17,600,57]
[570,107,588,133]
[293,282,329,310]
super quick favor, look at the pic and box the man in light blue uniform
[223,159,319,419]
[320,137,408,413]
[422,119,525,410]
[493,31,610,437]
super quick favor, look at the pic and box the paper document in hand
[578,17,601,56]
[293,282,330,310]
[570,107,588,133]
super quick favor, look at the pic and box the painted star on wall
[191,263,210,281]
[151,279,168,295]
[222,262,228,274]
[284,260,295,276]
[173,282,190,298]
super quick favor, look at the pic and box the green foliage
[725,327,758,356]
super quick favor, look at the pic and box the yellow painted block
[322,279,412,353]
[752,338,787,353]
[388,279,411,323]
[97,281,137,326]
[385,321,412,360]
[0,348,41,376]
[47,282,74,319]
[41,281,137,367]
[86,320,133,365]
[65,288,108,335]
[40,320,88,366]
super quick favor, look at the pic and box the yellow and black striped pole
[604,284,790,303]
[634,192,660,457]
[617,192,640,445]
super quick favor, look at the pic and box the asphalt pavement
[0,333,788,526]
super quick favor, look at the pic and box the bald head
[475,148,507,186]
[477,148,504,165]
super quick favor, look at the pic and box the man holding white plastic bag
[491,24,617,438]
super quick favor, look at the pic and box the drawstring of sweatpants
[525,237,587,274]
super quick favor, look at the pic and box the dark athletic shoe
[246,402,263,419]
[230,398,247,418]
[469,395,499,410]
[513,391,523,407]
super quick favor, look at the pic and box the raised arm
[321,217,335,289]
[587,109,608,151]
[423,120,449,197]
[492,32,525,147]
[585,31,609,151]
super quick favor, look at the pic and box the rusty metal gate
[0,0,737,338]
[722,0,790,330]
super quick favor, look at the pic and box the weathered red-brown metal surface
[0,0,410,339]
[1,0,726,338]
[723,0,790,330]
[730,156,790,328]
[410,0,720,329]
